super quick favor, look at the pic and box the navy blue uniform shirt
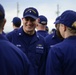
[6,26,48,75]
[46,36,76,75]
[0,34,34,75]
[45,30,63,50]
[37,30,49,37]
[6,29,19,41]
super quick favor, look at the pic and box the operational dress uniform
[37,30,49,37]
[45,30,63,49]
[46,36,76,75]
[36,15,49,37]
[6,28,19,41]
[46,10,76,75]
[6,26,47,75]
[0,34,34,75]
[0,3,34,75]
[45,16,63,50]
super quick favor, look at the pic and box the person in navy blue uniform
[36,15,49,37]
[6,17,21,41]
[12,17,21,30]
[6,7,47,75]
[45,16,63,50]
[0,4,34,75]
[46,10,76,75]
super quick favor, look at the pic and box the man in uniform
[36,15,49,37]
[45,16,63,50]
[0,4,34,75]
[6,7,47,75]
[12,17,21,30]
[6,17,21,41]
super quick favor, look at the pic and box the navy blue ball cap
[54,16,60,24]
[59,10,76,29]
[39,15,47,25]
[23,7,39,20]
[0,4,5,20]
[12,17,21,27]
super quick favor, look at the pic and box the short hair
[12,17,21,27]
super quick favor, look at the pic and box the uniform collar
[17,26,40,44]
[17,26,39,37]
